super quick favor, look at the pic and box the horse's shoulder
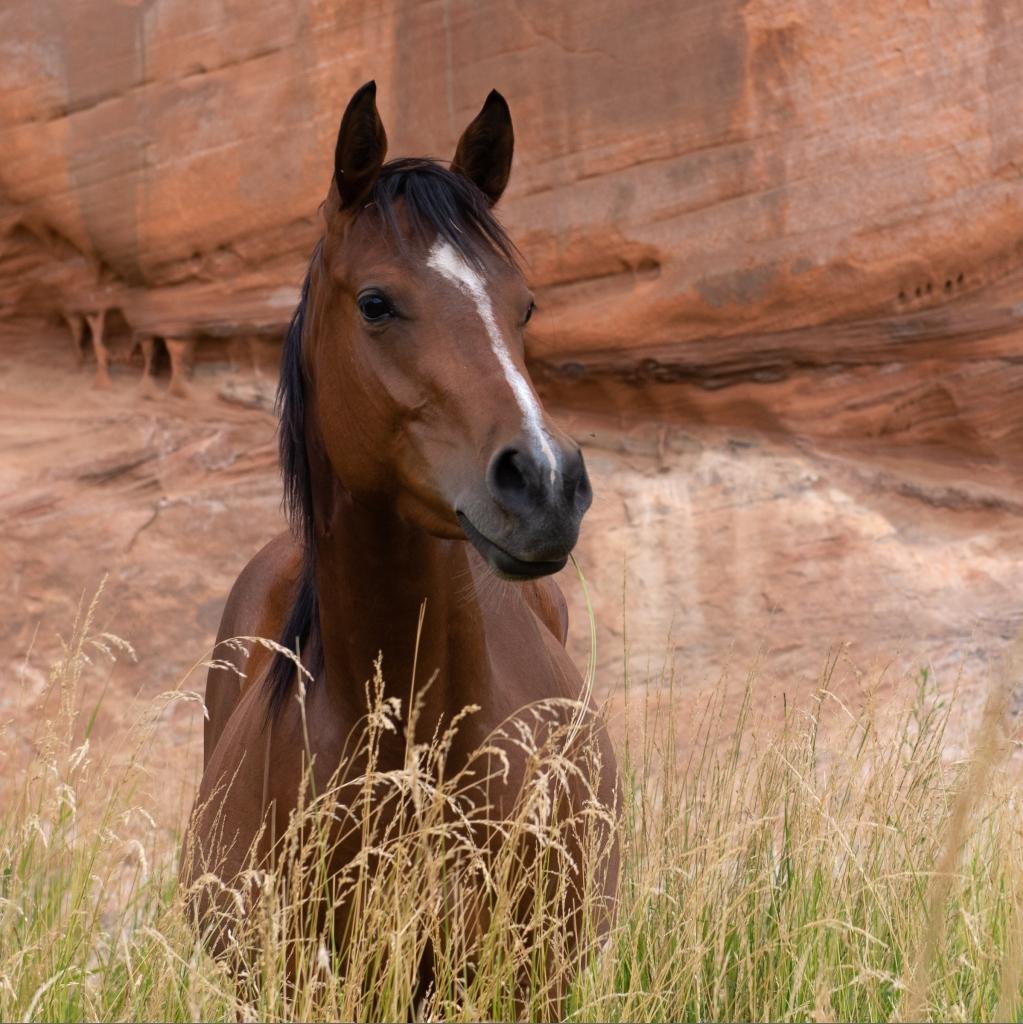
[230,532,303,621]
[203,533,303,768]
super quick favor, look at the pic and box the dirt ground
[4,327,1023,824]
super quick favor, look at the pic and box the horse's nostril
[487,442,590,518]
[562,447,590,502]
[491,448,529,501]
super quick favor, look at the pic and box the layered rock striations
[1,0,1021,461]
[4,2,1023,767]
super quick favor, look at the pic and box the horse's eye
[523,299,536,325]
[357,292,394,323]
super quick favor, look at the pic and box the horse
[181,81,620,1010]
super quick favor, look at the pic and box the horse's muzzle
[456,440,592,580]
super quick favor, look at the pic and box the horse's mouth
[456,512,568,581]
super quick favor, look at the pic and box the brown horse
[182,81,619,1005]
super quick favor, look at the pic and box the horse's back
[204,532,302,767]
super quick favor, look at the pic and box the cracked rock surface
[2,2,1021,368]
[3,0,1023,801]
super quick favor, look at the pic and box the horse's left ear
[451,90,514,206]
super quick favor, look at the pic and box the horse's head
[297,81,591,581]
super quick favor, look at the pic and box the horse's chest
[482,604,575,701]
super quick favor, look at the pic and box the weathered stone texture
[2,2,1021,456]
[3,4,1023,777]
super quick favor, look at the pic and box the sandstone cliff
[4,2,1023,775]
[2,0,1021,465]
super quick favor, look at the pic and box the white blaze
[426,239,558,484]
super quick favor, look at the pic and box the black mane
[264,158,517,719]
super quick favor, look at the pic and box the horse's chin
[456,512,569,581]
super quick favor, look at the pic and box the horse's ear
[451,90,514,206]
[333,80,388,209]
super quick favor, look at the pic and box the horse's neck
[310,478,489,725]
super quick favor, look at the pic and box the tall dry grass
[2,585,1023,1021]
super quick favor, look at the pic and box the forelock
[353,158,519,271]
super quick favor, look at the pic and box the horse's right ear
[332,80,388,210]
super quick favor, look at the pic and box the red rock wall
[2,0,1022,456]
